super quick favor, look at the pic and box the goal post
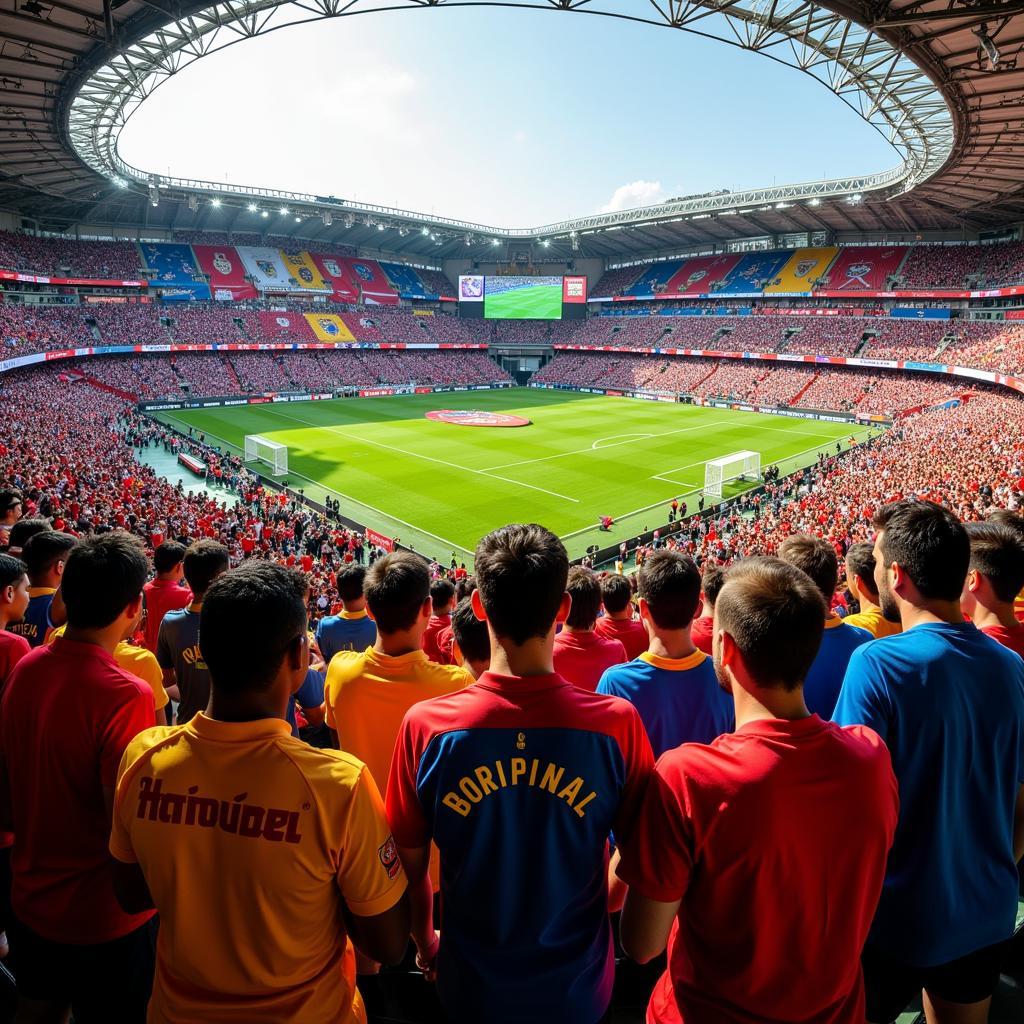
[244,434,288,476]
[703,450,761,500]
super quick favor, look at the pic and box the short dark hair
[0,553,27,590]
[7,518,51,553]
[638,550,701,629]
[778,534,838,605]
[600,574,633,615]
[430,578,456,613]
[873,500,969,602]
[0,490,22,517]
[365,552,429,634]
[182,540,230,597]
[153,541,187,575]
[22,530,77,579]
[716,557,826,691]
[62,532,149,630]
[455,576,476,602]
[566,565,602,629]
[336,564,366,603]
[966,521,1024,604]
[474,524,568,646]
[701,564,726,608]
[987,508,1024,540]
[845,542,878,597]
[201,562,307,694]
[452,597,489,665]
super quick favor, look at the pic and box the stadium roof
[2,0,1023,262]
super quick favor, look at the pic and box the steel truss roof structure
[1,0,1023,260]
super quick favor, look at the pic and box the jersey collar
[475,671,570,695]
[340,608,367,620]
[187,712,293,742]
[639,650,706,671]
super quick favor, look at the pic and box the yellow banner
[282,251,329,291]
[412,309,434,317]
[303,312,355,343]
[763,246,839,294]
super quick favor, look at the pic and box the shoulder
[120,724,188,776]
[0,631,30,656]
[325,650,369,691]
[276,735,371,793]
[597,660,644,693]
[422,661,473,690]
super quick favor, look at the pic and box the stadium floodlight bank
[244,434,288,476]
[704,450,761,499]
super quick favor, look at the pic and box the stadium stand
[0,231,141,278]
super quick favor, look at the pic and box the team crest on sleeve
[378,836,401,879]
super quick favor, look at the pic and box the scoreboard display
[459,275,588,320]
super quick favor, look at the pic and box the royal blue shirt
[596,650,733,758]
[10,589,57,649]
[286,668,325,736]
[805,618,872,719]
[834,621,1024,966]
[386,672,654,1024]
[315,610,377,665]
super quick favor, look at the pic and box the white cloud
[599,179,667,213]
[512,129,528,144]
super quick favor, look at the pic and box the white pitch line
[262,408,580,504]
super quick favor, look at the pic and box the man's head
[872,501,968,623]
[61,532,149,633]
[336,564,367,609]
[699,564,725,615]
[600,575,634,620]
[637,550,702,632]
[987,508,1024,539]
[452,597,490,679]
[153,541,187,579]
[565,566,602,631]
[963,521,1024,617]
[364,551,431,637]
[201,562,309,703]
[778,534,838,608]
[0,490,23,527]
[182,540,230,599]
[473,524,569,647]
[6,518,51,558]
[22,530,77,587]
[430,578,456,617]
[844,542,880,608]
[713,557,825,694]
[0,553,30,623]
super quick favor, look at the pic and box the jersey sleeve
[385,709,432,849]
[155,619,174,671]
[109,742,143,863]
[610,703,655,847]
[595,667,620,698]
[616,754,694,903]
[133,650,168,710]
[99,683,157,787]
[337,766,407,918]
[296,669,325,711]
[832,646,892,739]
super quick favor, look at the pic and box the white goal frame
[704,450,761,500]
[244,434,289,476]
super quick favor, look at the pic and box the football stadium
[2,0,1024,1021]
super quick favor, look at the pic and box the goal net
[244,434,288,476]
[703,450,760,500]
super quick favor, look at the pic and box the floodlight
[247,203,257,212]
[279,207,288,215]
[261,210,269,218]
[211,198,221,208]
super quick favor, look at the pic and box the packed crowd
[0,232,141,279]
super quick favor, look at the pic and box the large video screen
[484,276,563,320]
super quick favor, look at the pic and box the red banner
[0,269,146,287]
[366,527,395,552]
[193,244,256,301]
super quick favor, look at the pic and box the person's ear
[471,589,487,622]
[556,592,571,624]
[967,568,982,594]
[691,597,703,623]
[421,596,433,619]
[127,592,144,621]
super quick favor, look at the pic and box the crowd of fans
[0,232,141,279]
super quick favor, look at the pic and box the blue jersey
[597,650,733,758]
[834,621,1024,965]
[805,618,872,719]
[315,610,377,665]
[10,588,57,649]
[286,668,325,736]
[386,672,654,1024]
[156,606,208,724]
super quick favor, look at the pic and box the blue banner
[139,242,211,300]
[890,307,951,320]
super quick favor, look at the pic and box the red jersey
[0,630,30,691]
[422,614,454,665]
[143,577,193,653]
[594,616,649,661]
[0,638,157,943]
[690,616,714,656]
[618,716,897,1024]
[552,629,627,691]
[981,623,1024,659]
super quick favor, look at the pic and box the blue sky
[118,6,896,227]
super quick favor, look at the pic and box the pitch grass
[152,388,874,563]
[485,283,562,320]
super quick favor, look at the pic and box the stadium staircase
[222,356,243,392]
[691,364,721,391]
[787,372,819,406]
[934,331,958,360]
[853,332,875,357]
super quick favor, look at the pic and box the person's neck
[900,599,964,629]
[564,624,593,635]
[33,576,58,591]
[970,603,1020,631]
[489,636,554,678]
[607,608,634,621]
[343,600,366,613]
[207,694,287,723]
[647,630,696,661]
[857,596,882,615]
[0,611,16,630]
[733,680,810,729]
[375,632,423,657]
[63,624,122,654]
[156,572,180,582]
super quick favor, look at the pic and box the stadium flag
[257,311,316,340]
[281,251,331,292]
[193,244,256,300]
[237,246,294,291]
[764,247,840,295]
[303,312,356,343]
[366,527,395,552]
[310,253,360,302]
[138,242,211,300]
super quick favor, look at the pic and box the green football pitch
[151,388,874,562]
[485,283,562,320]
